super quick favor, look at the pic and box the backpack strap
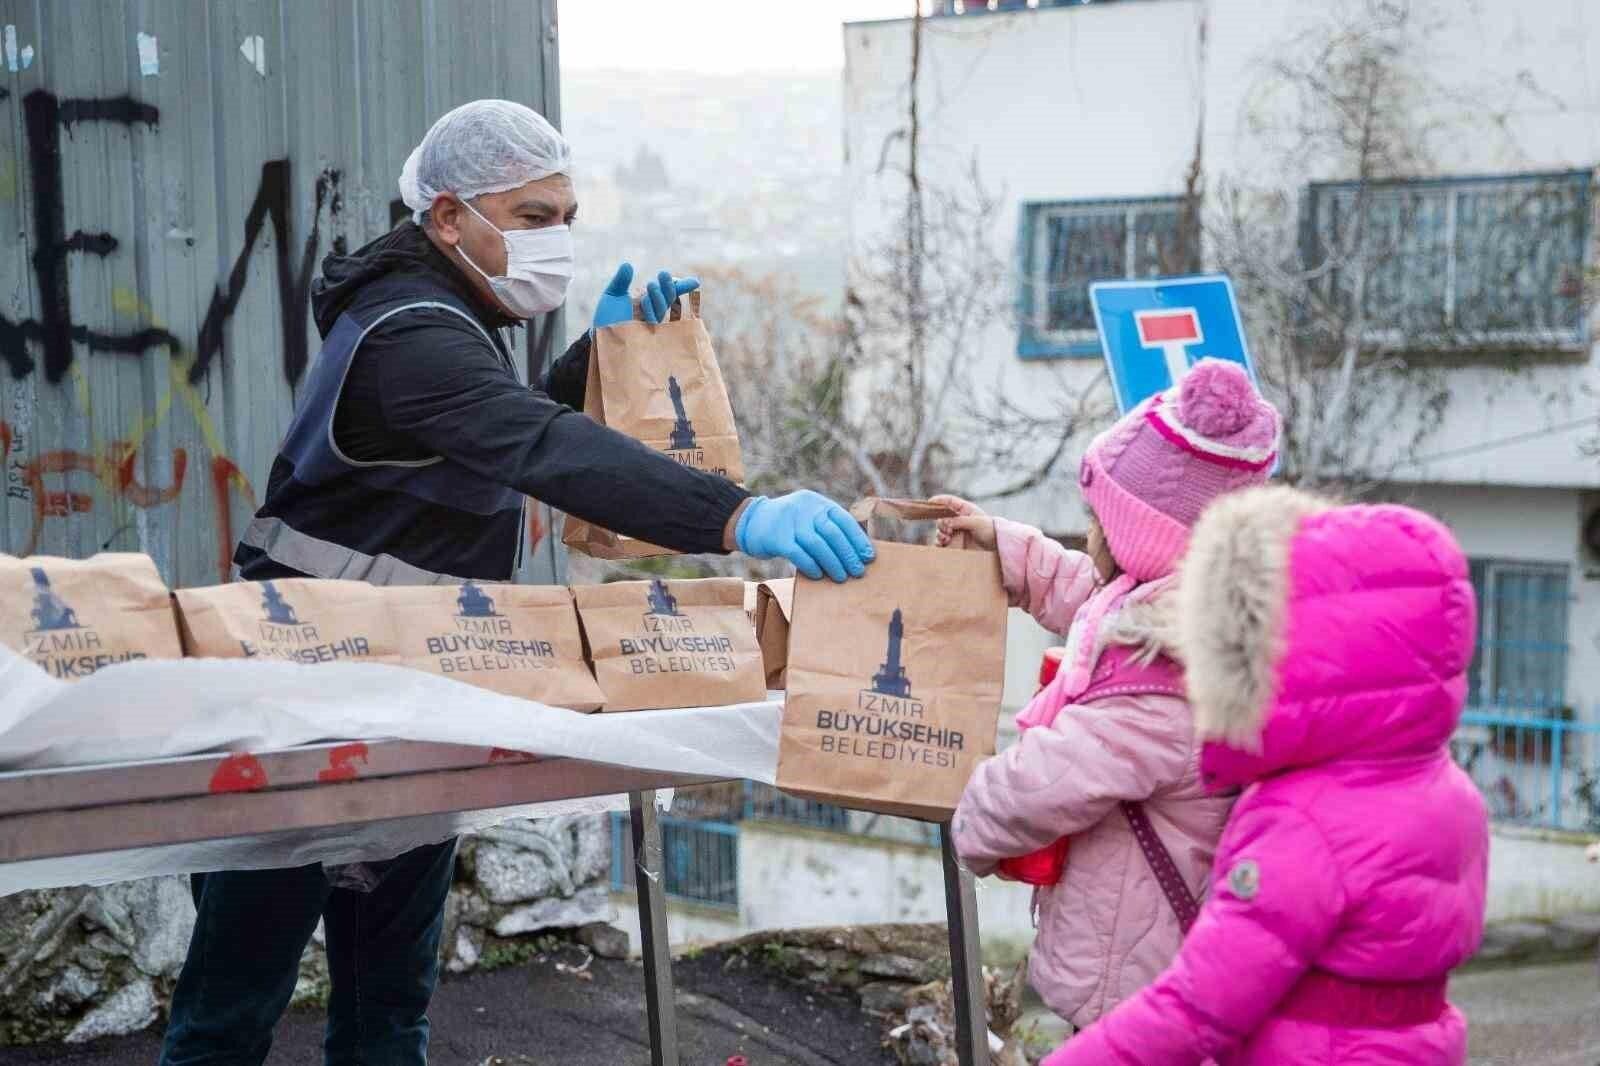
[1078,645,1199,933]
[1121,800,1200,934]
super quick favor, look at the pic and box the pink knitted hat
[1080,359,1280,581]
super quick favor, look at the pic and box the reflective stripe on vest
[238,515,463,586]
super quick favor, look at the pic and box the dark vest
[235,280,524,585]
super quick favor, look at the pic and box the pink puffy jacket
[953,518,1234,1028]
[1049,489,1489,1066]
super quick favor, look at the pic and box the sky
[557,0,924,73]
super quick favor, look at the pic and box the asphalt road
[0,955,1593,1064]
[1456,960,1600,1065]
[0,945,894,1066]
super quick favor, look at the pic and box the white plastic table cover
[0,646,782,892]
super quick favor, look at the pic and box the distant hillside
[558,69,847,340]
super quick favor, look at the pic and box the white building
[843,1,1600,766]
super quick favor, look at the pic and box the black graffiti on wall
[1,90,350,390]
[189,160,341,385]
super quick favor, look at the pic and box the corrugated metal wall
[0,0,565,588]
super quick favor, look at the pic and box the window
[1306,172,1591,350]
[1468,559,1571,709]
[1016,197,1200,358]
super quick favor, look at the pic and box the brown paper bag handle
[848,497,981,549]
[848,497,959,523]
[631,286,702,323]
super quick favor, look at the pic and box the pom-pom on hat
[1080,359,1280,581]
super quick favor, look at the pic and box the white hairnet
[398,99,572,223]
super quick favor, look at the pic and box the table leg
[631,790,680,1066]
[941,821,987,1066]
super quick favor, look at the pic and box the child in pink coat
[1046,486,1489,1065]
[939,359,1281,1030]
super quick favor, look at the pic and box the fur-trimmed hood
[1177,486,1477,789]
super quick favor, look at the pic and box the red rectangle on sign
[1138,311,1199,344]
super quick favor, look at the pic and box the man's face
[429,173,578,305]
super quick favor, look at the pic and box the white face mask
[455,200,574,319]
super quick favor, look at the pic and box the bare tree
[1210,3,1590,493]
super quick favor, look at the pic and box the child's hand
[931,494,997,550]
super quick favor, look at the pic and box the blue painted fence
[1450,701,1600,833]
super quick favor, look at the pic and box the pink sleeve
[952,692,1190,877]
[993,517,1099,635]
[1043,804,1345,1065]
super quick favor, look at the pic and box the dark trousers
[158,839,458,1066]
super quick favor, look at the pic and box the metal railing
[610,811,739,909]
[1450,701,1600,832]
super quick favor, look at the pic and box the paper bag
[574,577,765,711]
[175,579,394,664]
[777,499,1007,822]
[383,582,606,710]
[563,290,744,559]
[755,578,794,690]
[176,579,608,711]
[0,553,182,679]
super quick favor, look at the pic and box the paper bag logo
[427,581,554,673]
[663,376,726,475]
[871,608,912,698]
[667,375,697,451]
[29,567,81,631]
[23,567,146,677]
[243,582,370,663]
[646,578,682,618]
[618,579,737,676]
[814,606,964,770]
[456,580,500,619]
[260,581,302,626]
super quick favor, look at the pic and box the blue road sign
[1089,274,1257,415]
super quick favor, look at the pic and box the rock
[73,947,108,973]
[476,841,569,905]
[576,922,630,960]
[448,927,483,974]
[117,877,195,978]
[493,885,614,937]
[1549,912,1600,953]
[861,953,936,982]
[457,889,493,927]
[1476,921,1551,962]
[87,932,131,958]
[570,815,611,885]
[35,965,100,1012]
[291,943,329,1009]
[65,978,158,1043]
[860,981,912,1014]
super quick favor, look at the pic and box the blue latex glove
[592,263,700,330]
[735,491,875,583]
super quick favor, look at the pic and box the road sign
[1089,274,1256,415]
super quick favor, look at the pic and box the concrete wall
[1485,826,1600,923]
[609,817,1600,960]
[738,821,1037,960]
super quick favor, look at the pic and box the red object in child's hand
[996,646,1072,886]
[1038,646,1066,689]
[997,835,1071,885]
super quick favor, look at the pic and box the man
[160,99,872,1065]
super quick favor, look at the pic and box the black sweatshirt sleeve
[369,311,748,555]
[538,330,592,410]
